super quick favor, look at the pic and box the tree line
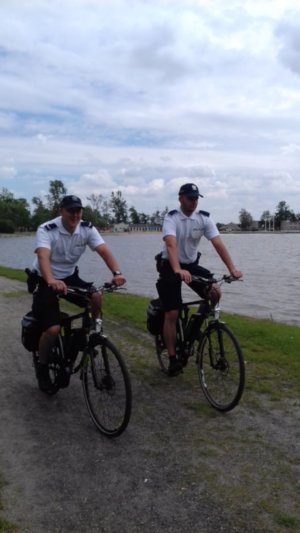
[239,202,300,231]
[0,180,168,233]
[0,180,298,233]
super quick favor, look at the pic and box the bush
[0,220,15,233]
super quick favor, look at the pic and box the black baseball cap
[178,183,203,198]
[59,195,83,209]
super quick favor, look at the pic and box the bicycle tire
[197,322,245,412]
[82,337,132,437]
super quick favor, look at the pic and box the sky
[0,0,300,223]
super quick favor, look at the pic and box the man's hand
[48,279,68,294]
[174,269,192,283]
[230,269,243,279]
[111,274,126,286]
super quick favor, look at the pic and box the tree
[139,212,149,224]
[275,201,294,229]
[30,197,51,230]
[0,188,31,232]
[46,180,67,216]
[129,207,140,224]
[110,190,128,223]
[86,193,104,213]
[239,208,253,230]
[259,210,272,230]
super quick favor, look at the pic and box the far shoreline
[1,229,300,238]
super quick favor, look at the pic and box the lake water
[0,232,299,326]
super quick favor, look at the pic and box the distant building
[218,223,241,232]
[129,223,162,232]
[281,220,300,231]
[113,222,130,232]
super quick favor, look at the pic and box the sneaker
[36,363,56,394]
[168,357,183,377]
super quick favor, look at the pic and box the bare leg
[163,309,178,357]
[36,324,60,393]
[163,309,182,376]
[38,325,60,364]
[209,283,221,306]
[90,292,103,319]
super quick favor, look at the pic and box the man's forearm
[39,256,55,283]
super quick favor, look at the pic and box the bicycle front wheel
[82,337,132,437]
[198,322,245,412]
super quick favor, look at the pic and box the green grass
[1,264,300,398]
[0,266,27,283]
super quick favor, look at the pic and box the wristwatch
[113,271,122,276]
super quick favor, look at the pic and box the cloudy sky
[0,0,300,223]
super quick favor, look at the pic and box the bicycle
[22,282,132,437]
[154,275,245,412]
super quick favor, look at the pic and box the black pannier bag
[21,312,42,352]
[146,299,164,335]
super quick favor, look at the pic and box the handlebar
[191,274,243,285]
[62,282,126,297]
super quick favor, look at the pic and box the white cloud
[0,165,17,179]
[0,0,300,221]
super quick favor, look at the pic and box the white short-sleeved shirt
[161,208,219,264]
[33,216,105,278]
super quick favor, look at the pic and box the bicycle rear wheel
[82,337,132,437]
[197,322,245,412]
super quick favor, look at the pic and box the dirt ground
[0,277,299,533]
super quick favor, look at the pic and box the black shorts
[32,270,93,330]
[156,259,213,312]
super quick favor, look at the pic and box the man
[156,183,242,377]
[31,194,125,393]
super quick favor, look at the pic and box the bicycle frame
[175,274,241,364]
[58,282,123,374]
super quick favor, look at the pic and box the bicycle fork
[207,323,227,371]
[88,335,115,392]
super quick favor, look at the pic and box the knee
[91,292,102,306]
[210,284,221,304]
[45,325,60,337]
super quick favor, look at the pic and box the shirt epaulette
[199,210,210,217]
[80,220,93,228]
[168,209,178,216]
[44,223,57,231]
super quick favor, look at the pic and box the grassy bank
[1,264,299,398]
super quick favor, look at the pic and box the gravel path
[0,277,299,532]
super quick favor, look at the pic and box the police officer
[31,195,125,393]
[156,183,242,376]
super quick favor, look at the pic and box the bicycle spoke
[198,323,245,411]
[82,338,132,437]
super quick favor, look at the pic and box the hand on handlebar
[48,279,68,294]
[229,269,243,280]
[111,274,126,287]
[175,269,192,283]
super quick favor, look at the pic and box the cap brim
[184,193,204,198]
[61,203,83,208]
